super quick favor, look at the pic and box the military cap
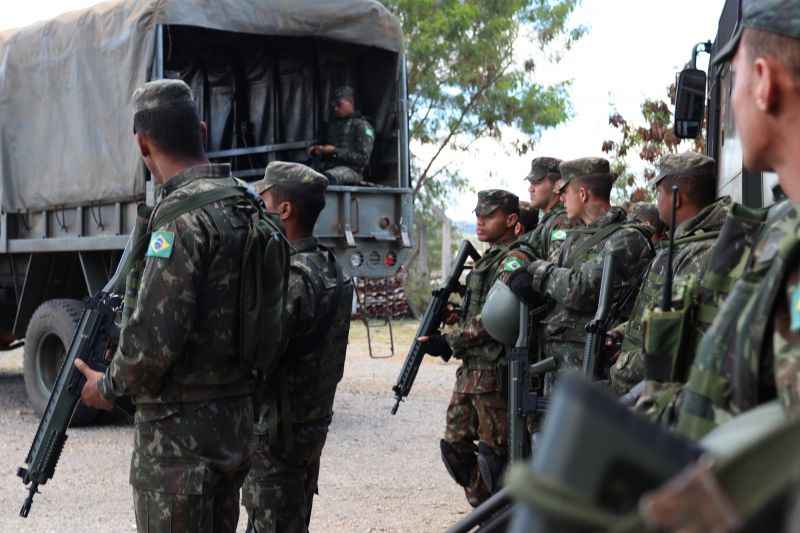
[518,201,540,232]
[648,152,716,189]
[525,157,562,183]
[559,157,613,188]
[474,189,519,216]
[333,85,355,101]
[253,161,329,195]
[713,0,800,65]
[132,79,194,114]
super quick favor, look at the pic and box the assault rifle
[391,240,480,414]
[582,250,620,379]
[17,208,150,517]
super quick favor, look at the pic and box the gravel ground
[0,320,471,532]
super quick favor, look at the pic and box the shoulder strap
[563,223,626,269]
[151,185,245,230]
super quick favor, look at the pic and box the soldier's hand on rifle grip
[73,359,113,411]
[507,269,534,305]
[417,333,453,359]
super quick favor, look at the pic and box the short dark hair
[572,175,612,201]
[268,184,326,233]
[659,174,716,209]
[744,28,800,81]
[133,103,205,160]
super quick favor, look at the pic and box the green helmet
[482,279,522,345]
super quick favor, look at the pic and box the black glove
[420,333,453,360]
[507,269,534,304]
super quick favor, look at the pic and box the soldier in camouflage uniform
[242,162,353,533]
[308,85,375,186]
[418,190,535,507]
[75,80,258,532]
[608,152,729,398]
[523,156,581,262]
[515,200,539,236]
[508,157,654,373]
[641,2,800,529]
[627,202,667,243]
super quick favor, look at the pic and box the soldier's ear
[278,201,292,221]
[507,212,519,229]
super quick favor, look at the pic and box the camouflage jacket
[100,164,254,404]
[445,236,534,369]
[528,206,654,369]
[609,197,732,395]
[678,201,800,439]
[319,112,375,175]
[256,237,353,441]
[524,204,579,263]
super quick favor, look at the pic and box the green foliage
[380,0,584,203]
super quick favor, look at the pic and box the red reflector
[384,252,397,267]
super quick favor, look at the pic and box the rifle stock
[391,240,480,414]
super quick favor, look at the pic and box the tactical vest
[262,243,354,451]
[678,202,793,440]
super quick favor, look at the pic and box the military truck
[0,0,413,419]
[673,0,779,208]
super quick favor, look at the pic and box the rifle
[582,250,619,379]
[391,240,480,414]
[17,207,151,517]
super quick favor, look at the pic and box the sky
[2,0,727,222]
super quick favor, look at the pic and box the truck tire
[23,298,99,426]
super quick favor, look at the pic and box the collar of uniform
[290,236,319,254]
[161,163,233,197]
[588,205,626,228]
[674,196,732,240]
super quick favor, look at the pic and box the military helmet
[481,279,522,345]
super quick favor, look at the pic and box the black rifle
[391,240,480,414]
[582,251,619,379]
[17,209,150,517]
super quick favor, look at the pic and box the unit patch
[503,257,523,272]
[551,229,567,241]
[146,231,175,259]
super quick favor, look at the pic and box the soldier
[508,157,654,373]
[243,162,353,533]
[74,80,259,532]
[515,200,540,236]
[641,1,800,529]
[609,152,729,399]
[523,156,580,262]
[627,202,668,243]
[308,85,375,186]
[418,190,534,507]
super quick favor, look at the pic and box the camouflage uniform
[243,164,353,533]
[442,190,535,507]
[316,86,375,185]
[610,153,728,396]
[523,157,580,263]
[527,158,654,372]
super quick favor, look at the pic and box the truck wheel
[23,299,99,426]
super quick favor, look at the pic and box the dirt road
[0,320,472,532]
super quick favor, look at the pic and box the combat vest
[121,166,289,403]
[459,239,535,367]
[678,201,794,440]
[261,238,354,451]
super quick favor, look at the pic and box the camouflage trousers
[444,365,508,507]
[130,396,254,533]
[242,423,329,533]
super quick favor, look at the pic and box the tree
[602,85,704,203]
[380,0,585,307]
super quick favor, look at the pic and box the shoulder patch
[551,229,567,241]
[146,231,175,259]
[791,284,800,332]
[502,257,523,272]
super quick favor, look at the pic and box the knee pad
[440,439,476,488]
[477,442,507,495]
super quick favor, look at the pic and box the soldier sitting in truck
[307,86,376,186]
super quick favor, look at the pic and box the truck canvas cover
[0,0,402,213]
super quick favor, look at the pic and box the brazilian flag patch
[146,231,175,259]
[791,285,800,332]
[365,125,375,139]
[503,257,523,272]
[552,229,567,241]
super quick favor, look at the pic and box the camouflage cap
[648,152,716,189]
[518,201,540,232]
[525,157,562,183]
[254,161,329,195]
[333,85,355,101]
[559,157,612,187]
[712,0,800,65]
[474,189,519,216]
[132,79,194,114]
